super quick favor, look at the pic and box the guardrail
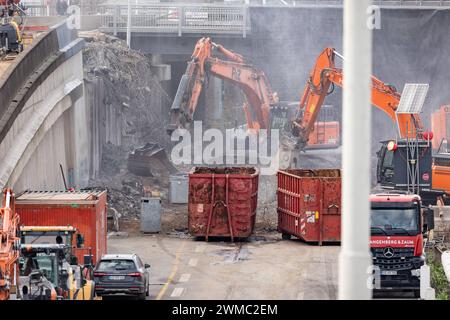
[98,4,249,37]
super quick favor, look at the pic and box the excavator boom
[293,47,425,149]
[168,37,278,135]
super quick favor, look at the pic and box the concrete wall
[0,50,88,191]
[0,21,94,192]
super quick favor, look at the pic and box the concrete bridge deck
[0,18,90,191]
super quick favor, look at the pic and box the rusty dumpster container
[188,167,259,241]
[15,190,108,264]
[277,169,341,245]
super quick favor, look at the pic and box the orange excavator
[295,47,449,204]
[167,37,279,135]
[292,47,425,150]
[0,188,20,300]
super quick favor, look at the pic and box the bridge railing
[22,4,99,16]
[98,4,250,37]
[21,0,450,14]
[248,0,450,6]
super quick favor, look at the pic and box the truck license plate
[381,270,397,276]
[109,276,125,280]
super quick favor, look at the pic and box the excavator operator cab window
[377,143,395,184]
[20,253,59,287]
[382,149,394,169]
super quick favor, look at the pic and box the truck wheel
[282,233,291,240]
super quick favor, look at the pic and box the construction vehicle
[0,189,20,300]
[18,226,95,300]
[168,37,339,151]
[168,37,280,135]
[293,47,449,204]
[291,47,425,150]
[370,193,434,297]
[0,0,25,57]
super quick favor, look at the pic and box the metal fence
[20,1,450,38]
[23,4,99,16]
[98,4,249,37]
[247,0,450,6]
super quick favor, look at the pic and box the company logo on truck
[383,247,395,258]
[370,238,414,246]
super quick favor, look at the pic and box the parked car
[93,253,150,300]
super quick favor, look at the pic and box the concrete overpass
[0,19,92,191]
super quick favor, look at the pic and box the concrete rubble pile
[83,31,171,149]
[82,32,174,224]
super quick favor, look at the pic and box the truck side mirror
[76,234,84,248]
[426,207,435,231]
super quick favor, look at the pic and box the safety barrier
[98,4,249,37]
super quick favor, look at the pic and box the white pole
[126,0,131,48]
[338,0,373,300]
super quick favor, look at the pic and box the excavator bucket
[127,143,178,177]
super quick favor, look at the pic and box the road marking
[188,258,198,267]
[195,245,205,253]
[179,273,191,283]
[156,240,186,300]
[170,288,185,298]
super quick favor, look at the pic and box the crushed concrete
[82,31,172,149]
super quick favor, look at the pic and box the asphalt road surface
[107,234,339,300]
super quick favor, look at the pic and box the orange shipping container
[16,190,107,264]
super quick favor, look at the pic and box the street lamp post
[338,0,373,300]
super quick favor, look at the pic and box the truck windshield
[370,208,419,235]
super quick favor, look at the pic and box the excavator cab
[305,105,340,149]
[0,20,22,55]
[19,243,94,300]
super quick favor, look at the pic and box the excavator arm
[0,189,20,300]
[168,37,278,134]
[293,47,425,149]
